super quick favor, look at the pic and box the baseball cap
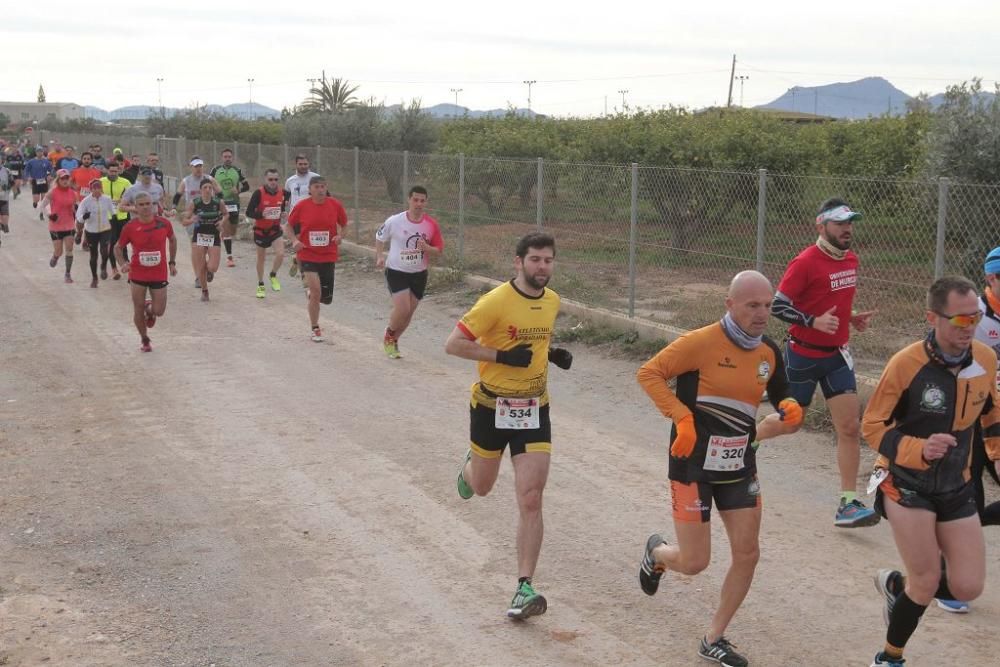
[189,157,204,166]
[984,247,1000,276]
[816,204,862,225]
[89,178,103,187]
[56,168,70,178]
[140,167,153,175]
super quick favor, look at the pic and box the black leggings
[971,424,1000,526]
[109,217,129,267]
[86,231,111,278]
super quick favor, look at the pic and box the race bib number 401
[495,397,540,430]
[703,434,749,472]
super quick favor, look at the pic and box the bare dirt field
[1,193,998,666]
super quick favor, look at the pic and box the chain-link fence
[40,130,1000,375]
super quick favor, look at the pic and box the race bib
[399,248,423,268]
[138,251,161,267]
[35,178,46,184]
[495,397,540,430]
[867,467,889,495]
[196,233,215,247]
[263,206,282,220]
[309,230,330,247]
[840,345,854,371]
[226,204,238,213]
[703,434,749,472]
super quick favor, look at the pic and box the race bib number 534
[495,397,540,430]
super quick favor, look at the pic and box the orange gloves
[670,414,697,458]
[778,398,803,426]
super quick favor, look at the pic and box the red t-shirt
[288,197,348,263]
[47,186,78,232]
[118,216,175,282]
[70,167,102,201]
[776,244,858,358]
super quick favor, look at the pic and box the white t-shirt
[285,171,319,212]
[375,211,444,273]
[76,193,116,233]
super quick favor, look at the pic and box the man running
[284,155,319,277]
[182,179,226,302]
[75,179,116,288]
[284,176,347,342]
[771,197,878,527]
[0,162,11,244]
[973,247,1000,527]
[146,152,165,186]
[445,232,574,620]
[173,157,219,288]
[24,149,53,216]
[865,276,1000,667]
[245,168,288,298]
[69,152,101,201]
[121,168,168,216]
[101,163,133,280]
[636,271,803,667]
[41,170,79,282]
[90,144,107,172]
[55,146,80,172]
[210,148,250,268]
[115,192,177,352]
[374,185,444,358]
[4,148,25,199]
[121,154,143,184]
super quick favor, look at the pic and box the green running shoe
[457,450,474,499]
[506,581,547,620]
[383,338,401,359]
[256,284,266,299]
[270,275,282,291]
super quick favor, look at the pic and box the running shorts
[670,476,762,523]
[300,261,335,304]
[783,342,857,407]
[32,181,49,195]
[469,390,551,458]
[129,279,169,289]
[385,267,429,300]
[84,230,111,246]
[875,475,977,523]
[191,225,221,247]
[0,201,8,216]
[254,223,283,248]
[49,229,74,241]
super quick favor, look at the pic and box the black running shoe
[699,636,748,667]
[639,533,665,596]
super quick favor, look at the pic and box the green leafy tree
[300,77,360,114]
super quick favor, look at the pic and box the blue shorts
[783,342,856,407]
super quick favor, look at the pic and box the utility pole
[618,89,629,111]
[248,78,255,120]
[736,75,749,107]
[523,80,536,113]
[450,88,463,114]
[726,54,736,107]
[156,77,164,117]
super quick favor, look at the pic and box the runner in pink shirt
[41,169,80,283]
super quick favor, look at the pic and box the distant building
[0,101,85,124]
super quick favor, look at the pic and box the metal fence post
[458,153,465,266]
[283,144,289,172]
[213,140,218,161]
[316,145,322,175]
[935,177,950,279]
[756,168,768,272]
[257,142,262,172]
[178,137,186,182]
[353,147,360,243]
[536,157,544,229]
[628,163,638,319]
[402,150,409,201]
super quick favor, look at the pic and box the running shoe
[201,290,210,302]
[289,260,298,277]
[871,651,906,666]
[506,581,547,620]
[874,568,902,626]
[0,222,8,232]
[49,256,57,268]
[935,598,970,613]
[311,327,324,343]
[100,268,108,280]
[90,277,98,288]
[64,273,73,284]
[639,533,665,596]
[112,270,121,281]
[383,338,401,359]
[835,498,880,528]
[140,338,152,353]
[144,300,156,328]
[269,275,281,291]
[457,450,474,499]
[698,636,748,667]
[256,284,266,298]
[207,271,214,283]
[39,211,44,221]
[194,278,201,289]
[227,257,235,268]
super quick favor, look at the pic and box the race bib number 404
[495,397,540,430]
[399,248,423,268]
[702,434,749,472]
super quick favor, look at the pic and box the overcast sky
[4,1,996,116]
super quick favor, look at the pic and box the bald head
[726,271,774,337]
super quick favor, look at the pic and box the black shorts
[49,230,74,241]
[385,267,429,300]
[254,224,283,248]
[670,476,762,523]
[0,201,8,216]
[85,230,111,246]
[31,181,49,195]
[469,395,551,459]
[300,261,335,304]
[129,279,169,289]
[192,226,221,247]
[224,204,240,226]
[875,475,978,523]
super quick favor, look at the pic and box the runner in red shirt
[114,192,178,352]
[40,169,79,283]
[771,197,878,528]
[69,152,101,202]
[284,176,348,342]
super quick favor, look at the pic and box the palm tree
[300,77,360,114]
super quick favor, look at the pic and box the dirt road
[1,192,998,666]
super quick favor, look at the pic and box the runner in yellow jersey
[444,231,573,620]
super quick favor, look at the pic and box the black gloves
[48,213,58,222]
[548,347,573,370]
[82,211,91,220]
[496,343,533,367]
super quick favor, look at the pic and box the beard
[524,272,550,290]
[824,229,851,250]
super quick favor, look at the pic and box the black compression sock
[982,501,1000,527]
[886,592,927,651]
[269,271,276,278]
[224,239,233,255]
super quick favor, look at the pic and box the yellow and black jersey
[862,338,1000,494]
[457,280,560,402]
[637,322,790,483]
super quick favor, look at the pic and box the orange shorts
[670,477,761,523]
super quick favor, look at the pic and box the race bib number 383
[703,434,749,472]
[495,397,540,430]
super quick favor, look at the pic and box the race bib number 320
[495,397,540,430]
[703,434,749,472]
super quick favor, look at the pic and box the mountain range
[83,102,537,122]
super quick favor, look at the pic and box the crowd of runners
[3,136,1000,666]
